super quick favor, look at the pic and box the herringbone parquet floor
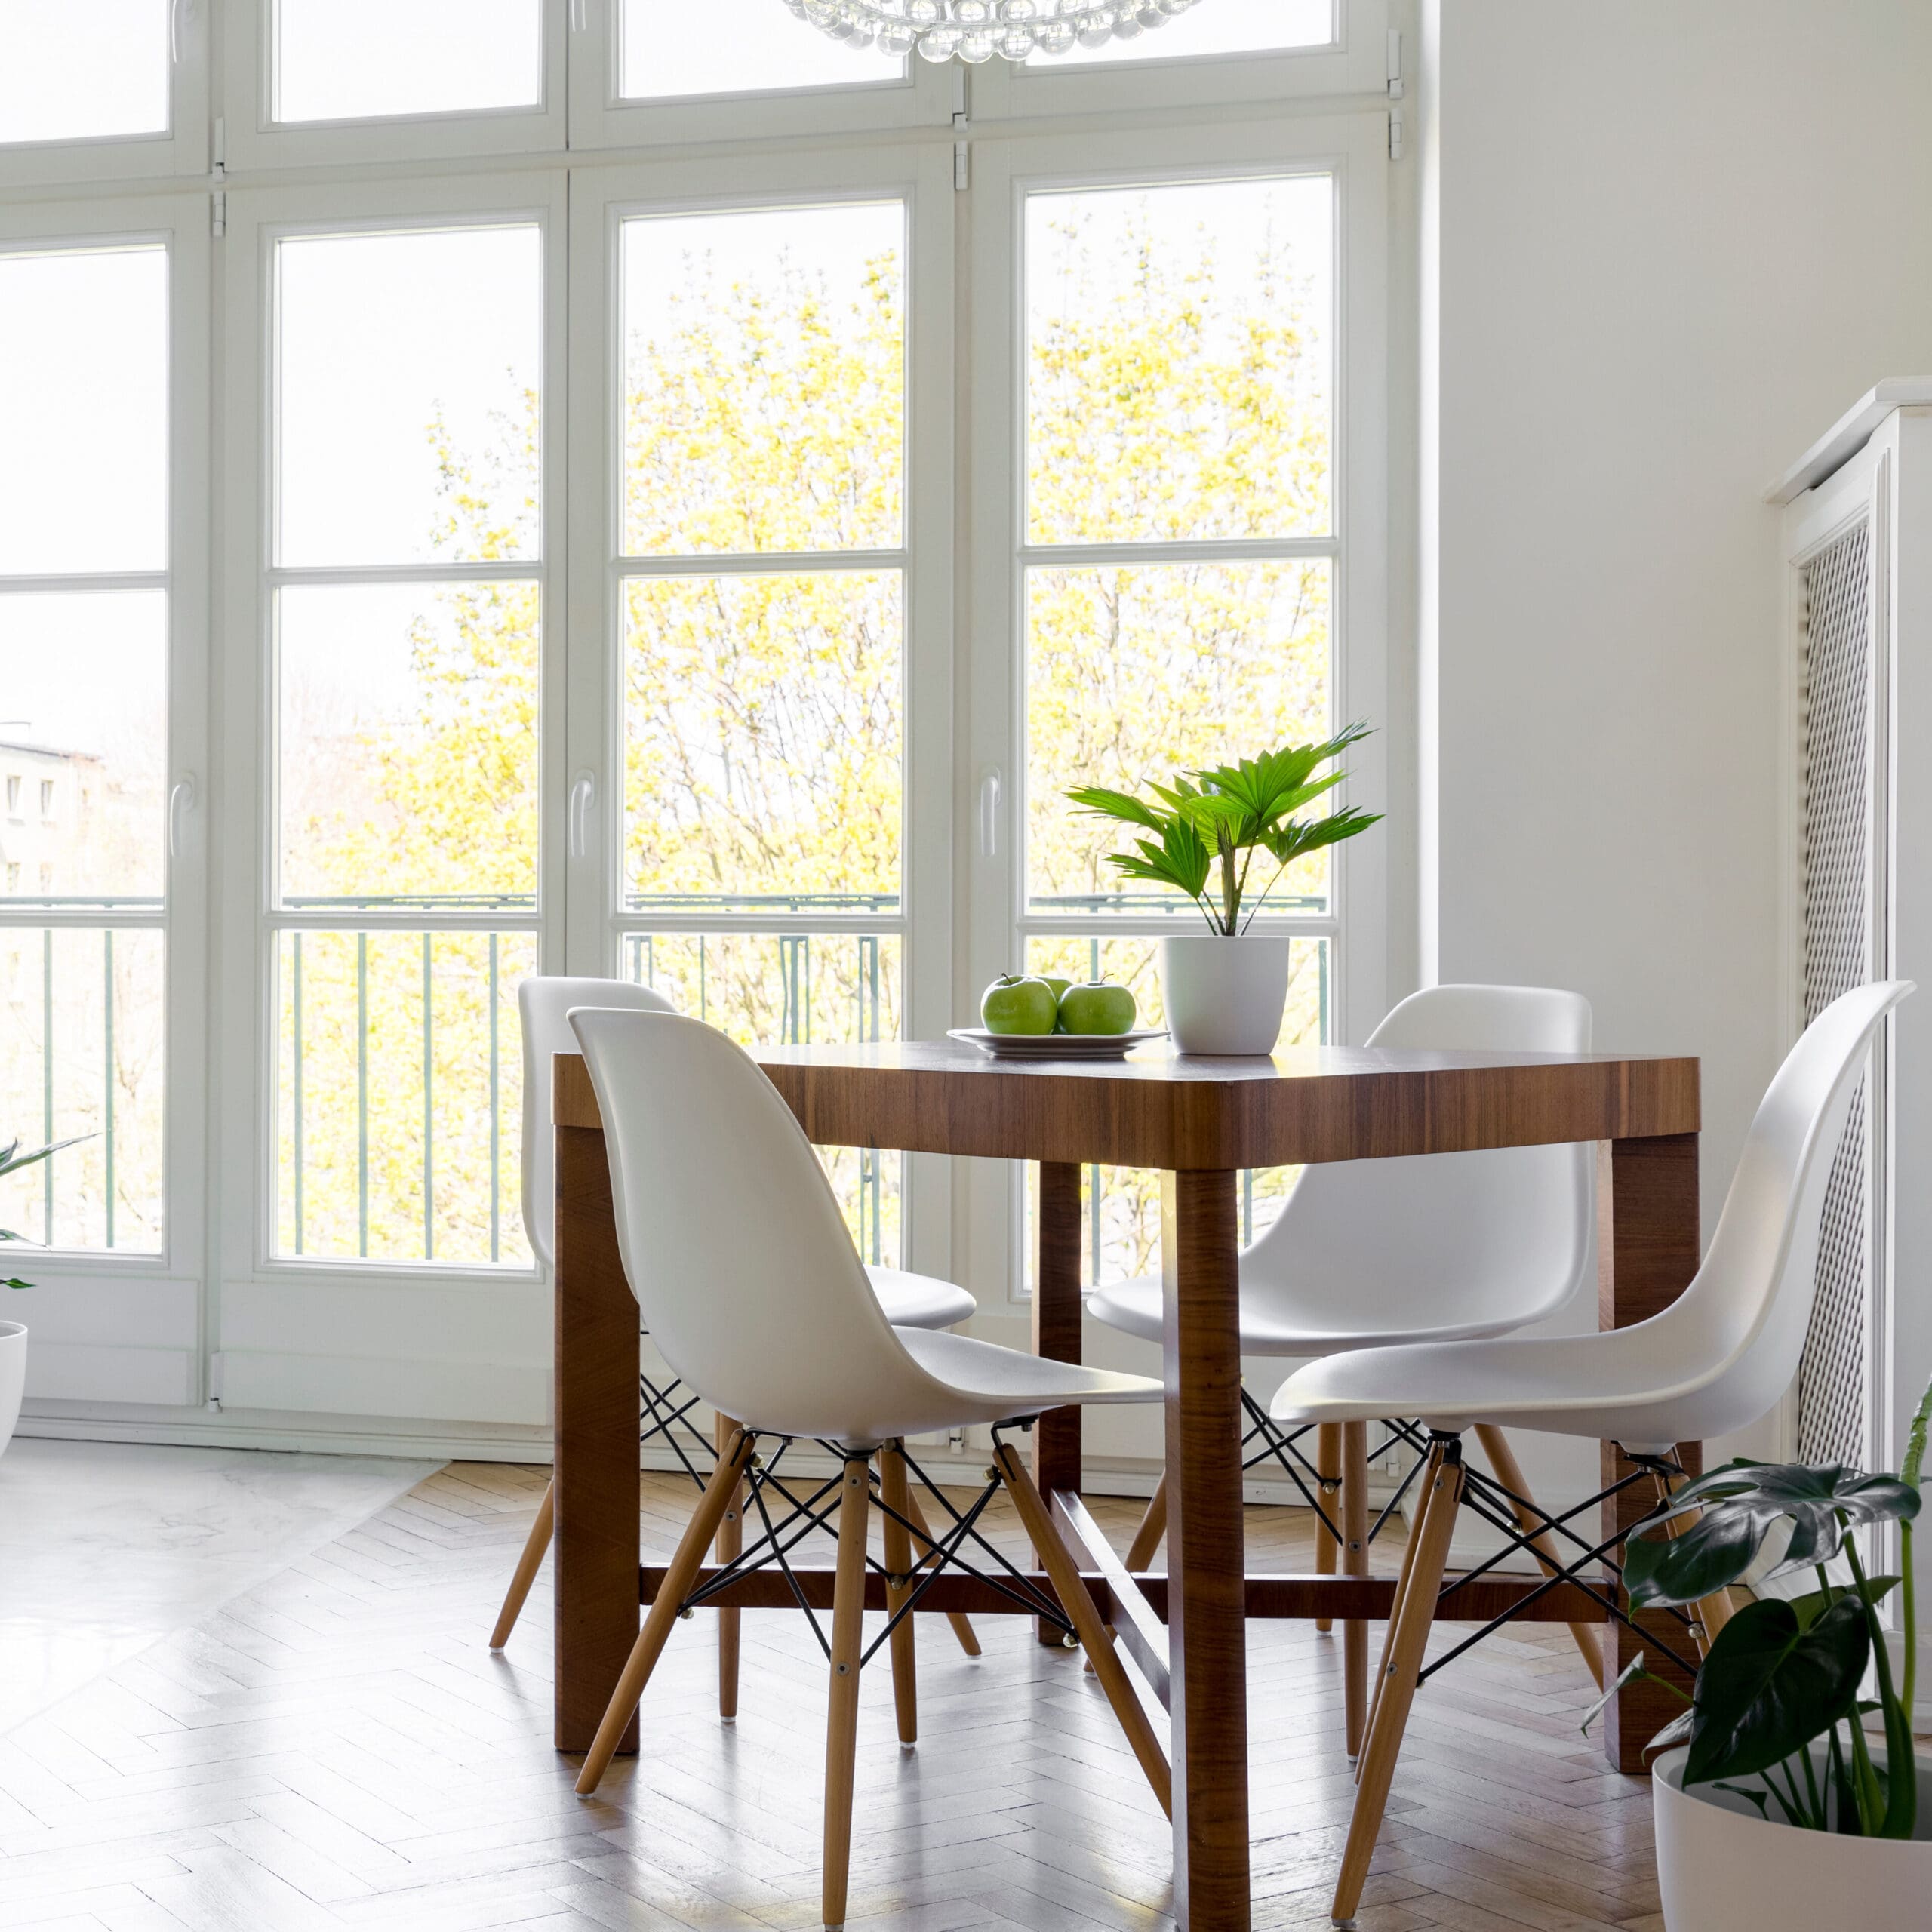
[0,1461,1673,1932]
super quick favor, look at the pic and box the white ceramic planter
[1158,933,1290,1055]
[1653,1743,1932,1930]
[0,1321,25,1457]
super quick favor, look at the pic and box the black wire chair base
[674,1423,1075,1664]
[1414,1438,1702,1687]
[1238,1392,1433,1552]
[639,1371,718,1492]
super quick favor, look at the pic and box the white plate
[947,1027,1168,1061]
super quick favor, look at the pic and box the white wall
[1421,1,1932,1502]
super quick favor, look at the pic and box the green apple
[1036,976,1073,1032]
[980,974,1058,1035]
[1058,980,1137,1036]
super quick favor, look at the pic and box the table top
[554,1038,1700,1171]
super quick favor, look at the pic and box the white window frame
[222,0,569,171]
[565,145,957,1281]
[0,2,210,188]
[968,0,1389,122]
[566,0,955,152]
[0,192,211,1405]
[962,111,1390,1303]
[213,169,569,1421]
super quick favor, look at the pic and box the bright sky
[0,0,169,144]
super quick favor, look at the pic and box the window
[0,223,197,1261]
[8,4,1388,1423]
[257,208,550,1268]
[580,163,954,1269]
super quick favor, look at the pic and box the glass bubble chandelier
[781,0,1207,66]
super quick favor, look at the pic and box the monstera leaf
[1681,1595,1870,1787]
[1626,1460,1921,1608]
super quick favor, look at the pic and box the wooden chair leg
[1334,1440,1465,1928]
[715,1414,744,1720]
[1087,1474,1171,1675]
[576,1431,754,1796]
[1314,1423,1341,1633]
[822,1457,871,1928]
[1359,1441,1433,1781]
[903,1480,980,1657]
[488,1475,555,1651]
[993,1441,1172,1819]
[1474,1422,1607,1689]
[1125,1477,1168,1571]
[879,1442,919,1746]
[1648,1464,1740,1656]
[1341,1420,1371,1758]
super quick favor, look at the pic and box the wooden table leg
[555,1122,642,1755]
[1162,1168,1249,1932]
[1034,1160,1084,1646]
[1598,1132,1701,1774]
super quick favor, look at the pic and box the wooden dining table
[548,1036,1701,1932]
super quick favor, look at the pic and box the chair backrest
[568,1007,936,1437]
[1243,984,1596,1342]
[519,976,675,1270]
[1647,978,1911,1442]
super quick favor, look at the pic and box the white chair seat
[894,1326,1160,1421]
[867,1266,976,1331]
[1087,1272,1535,1356]
[1272,1328,1727,1451]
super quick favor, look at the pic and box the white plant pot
[1158,933,1291,1055]
[0,1321,24,1458]
[1653,1743,1932,1930]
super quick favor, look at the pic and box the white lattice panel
[1797,520,1875,1469]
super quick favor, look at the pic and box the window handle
[171,0,183,65]
[168,777,195,860]
[979,769,1001,860]
[569,772,595,862]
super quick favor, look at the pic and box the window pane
[1,591,166,903]
[1023,934,1327,1288]
[624,571,901,909]
[620,0,901,99]
[1038,0,1334,66]
[278,583,539,908]
[276,225,541,568]
[273,0,543,124]
[0,925,165,1254]
[0,0,169,145]
[275,930,533,1265]
[622,204,903,555]
[1026,175,1331,544]
[1026,560,1332,915]
[0,245,166,576]
[623,931,901,1265]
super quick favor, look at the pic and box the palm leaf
[1065,785,1169,835]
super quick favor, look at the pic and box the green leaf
[1262,805,1384,870]
[1625,1508,1767,1610]
[1646,1708,1696,1755]
[1632,1460,1921,1598]
[2,1278,29,1291]
[1065,786,1169,835]
[1789,1576,1900,1631]
[1683,1596,1869,1787]
[1579,1652,1654,1739]
[0,1134,91,1180]
[1712,1780,1774,1820]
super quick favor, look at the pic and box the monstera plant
[1586,1372,1932,1840]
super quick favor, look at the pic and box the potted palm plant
[1583,1374,1932,1929]
[1067,726,1380,1053]
[0,1134,78,1459]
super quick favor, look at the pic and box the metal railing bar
[421,931,434,1263]
[616,548,906,580]
[355,931,368,1260]
[1019,535,1337,569]
[103,930,114,1250]
[41,930,53,1241]
[292,932,304,1255]
[488,934,500,1265]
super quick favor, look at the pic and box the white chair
[488,977,980,1682]
[1272,978,1912,1928]
[567,1006,1170,1928]
[1087,985,1598,1747]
